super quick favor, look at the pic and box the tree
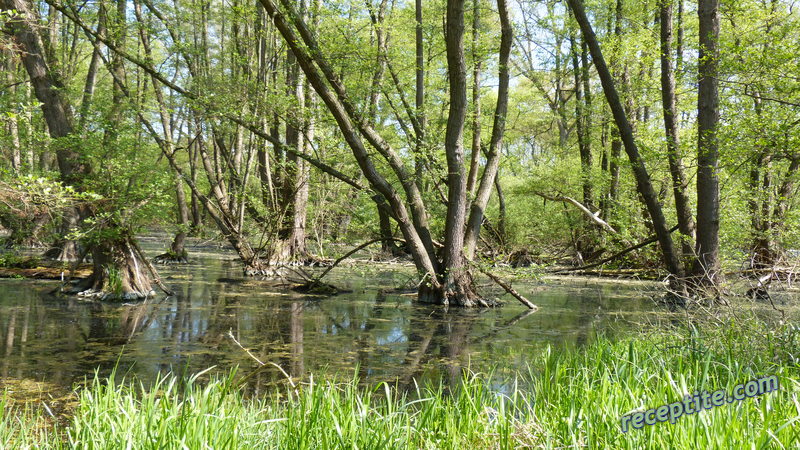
[659,0,694,266]
[693,0,721,285]
[565,0,685,287]
[1,0,158,299]
[258,0,515,306]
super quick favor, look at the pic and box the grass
[2,319,799,449]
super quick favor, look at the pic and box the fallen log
[0,265,92,280]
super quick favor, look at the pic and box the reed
[2,320,798,448]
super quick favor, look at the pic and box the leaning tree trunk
[465,0,481,200]
[659,0,695,268]
[2,0,156,299]
[463,0,512,261]
[566,0,685,289]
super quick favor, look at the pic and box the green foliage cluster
[0,253,40,269]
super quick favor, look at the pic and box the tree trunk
[606,0,624,216]
[274,41,311,264]
[659,0,695,265]
[261,0,505,305]
[414,0,425,187]
[569,30,596,254]
[571,36,593,211]
[2,0,156,298]
[262,0,440,277]
[495,172,506,247]
[693,0,721,285]
[463,0,512,261]
[78,2,106,126]
[465,0,481,200]
[43,210,81,261]
[366,0,400,256]
[154,174,190,264]
[132,0,188,265]
[431,0,476,306]
[4,53,22,173]
[66,236,155,300]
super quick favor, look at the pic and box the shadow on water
[3,242,785,392]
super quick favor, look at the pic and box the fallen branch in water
[228,329,296,389]
[471,262,538,310]
[296,237,406,294]
[552,225,680,274]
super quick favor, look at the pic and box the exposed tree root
[43,240,82,263]
[153,249,189,265]
[417,280,500,307]
[55,236,172,301]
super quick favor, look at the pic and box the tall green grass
[2,320,799,449]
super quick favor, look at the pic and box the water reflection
[0,250,704,391]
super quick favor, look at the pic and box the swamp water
[0,238,775,393]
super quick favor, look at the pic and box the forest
[1,0,799,447]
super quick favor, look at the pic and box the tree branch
[534,191,617,233]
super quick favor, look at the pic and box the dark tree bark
[659,0,695,264]
[425,0,475,305]
[463,0,512,260]
[0,0,157,299]
[693,0,721,284]
[3,0,81,262]
[2,0,156,299]
[414,0,425,186]
[566,0,684,283]
[465,0,481,200]
[2,0,79,188]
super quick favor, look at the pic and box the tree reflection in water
[0,252,675,392]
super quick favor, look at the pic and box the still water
[0,242,683,390]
